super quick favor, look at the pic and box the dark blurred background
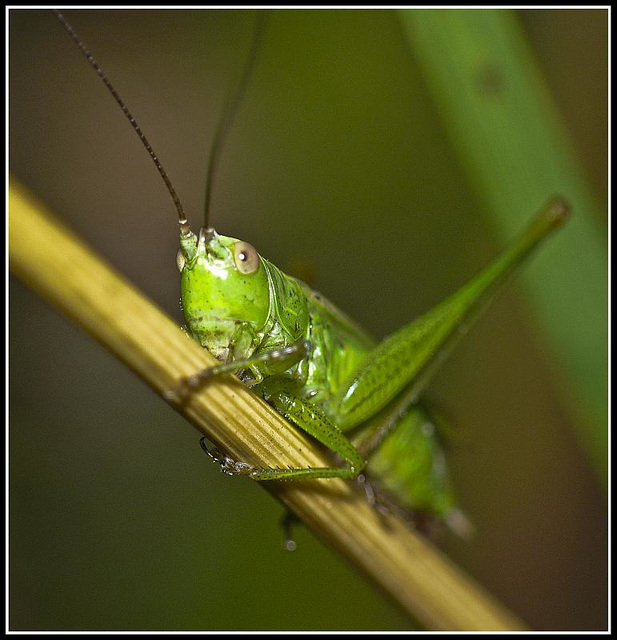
[9,8,607,631]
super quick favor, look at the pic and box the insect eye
[234,242,260,275]
[176,248,186,273]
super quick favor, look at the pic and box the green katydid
[55,10,569,541]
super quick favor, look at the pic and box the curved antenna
[203,10,268,227]
[53,10,192,237]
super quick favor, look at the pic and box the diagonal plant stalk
[9,177,527,631]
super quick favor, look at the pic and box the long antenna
[203,10,268,227]
[53,10,192,237]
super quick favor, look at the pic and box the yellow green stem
[9,177,527,631]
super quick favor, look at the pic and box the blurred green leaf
[398,8,607,485]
